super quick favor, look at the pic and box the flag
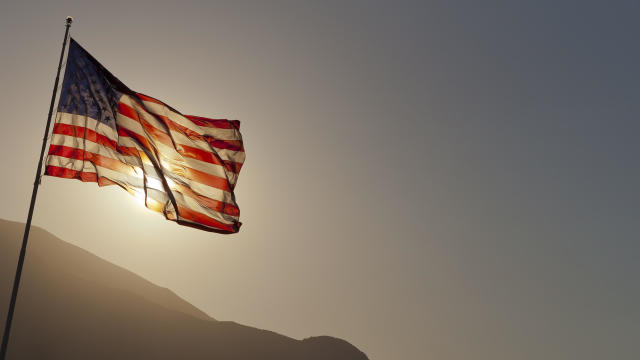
[45,38,245,233]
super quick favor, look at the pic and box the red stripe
[206,139,244,152]
[53,123,142,157]
[118,102,171,143]
[172,182,240,217]
[48,144,84,160]
[118,102,174,147]
[176,204,237,233]
[182,166,231,192]
[49,145,135,175]
[223,160,244,176]
[116,145,141,157]
[45,165,118,187]
[53,123,117,149]
[159,114,203,139]
[117,101,141,122]
[45,165,99,183]
[117,127,154,153]
[178,143,225,167]
[185,115,240,130]
[179,143,242,175]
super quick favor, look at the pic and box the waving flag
[45,38,245,233]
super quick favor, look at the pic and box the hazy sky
[1,1,639,359]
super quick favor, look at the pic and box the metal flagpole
[0,16,73,360]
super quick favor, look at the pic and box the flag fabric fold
[45,38,245,233]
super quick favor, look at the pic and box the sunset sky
[1,1,638,359]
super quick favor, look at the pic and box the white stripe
[145,188,170,204]
[171,191,236,224]
[46,154,84,171]
[46,155,143,188]
[213,148,245,164]
[94,164,144,189]
[49,134,144,169]
[45,162,171,211]
[115,111,148,137]
[55,112,119,141]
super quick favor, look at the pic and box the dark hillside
[0,219,368,360]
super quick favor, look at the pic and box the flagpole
[0,17,72,360]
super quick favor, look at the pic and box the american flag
[45,38,245,233]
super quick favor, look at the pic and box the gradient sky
[1,1,639,359]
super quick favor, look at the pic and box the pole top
[65,16,73,25]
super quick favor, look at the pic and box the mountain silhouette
[0,219,368,359]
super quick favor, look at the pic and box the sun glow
[128,168,147,208]
[132,190,147,208]
[127,165,175,211]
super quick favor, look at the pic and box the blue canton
[57,39,124,130]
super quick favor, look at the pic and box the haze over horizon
[0,1,638,359]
